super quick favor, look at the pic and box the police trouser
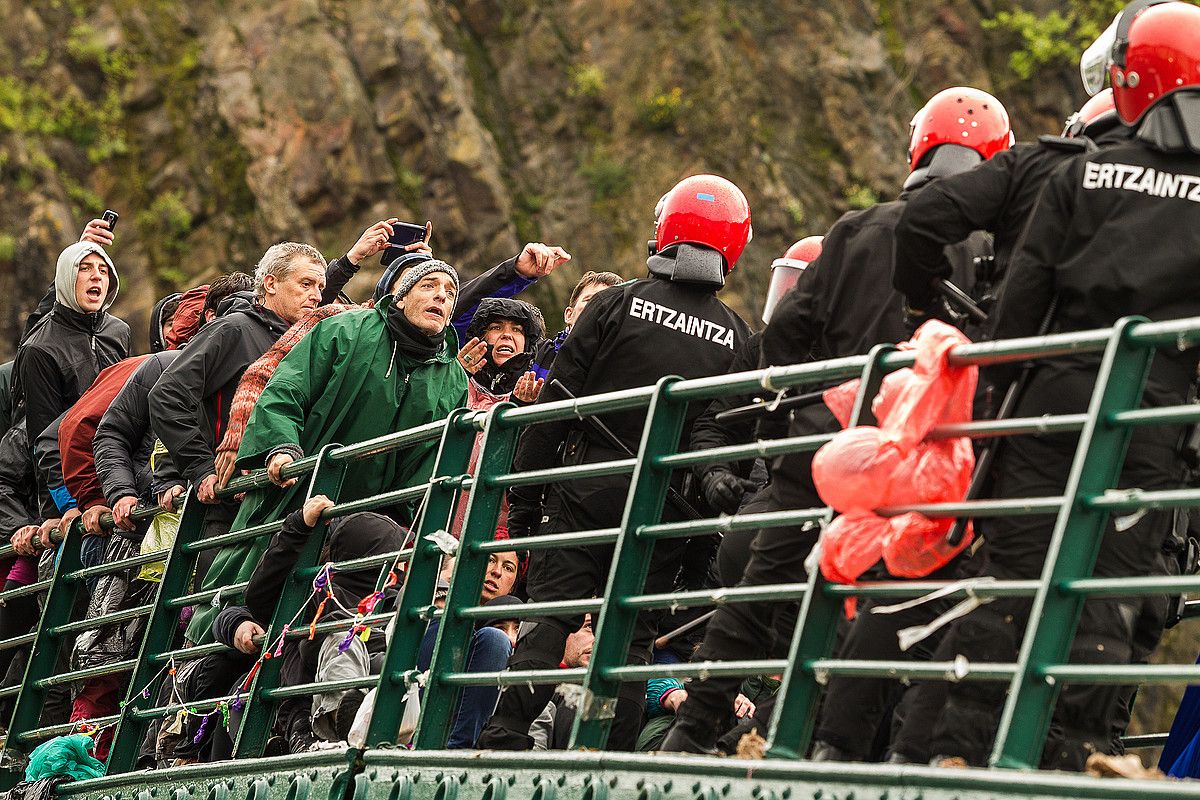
[813,554,969,760]
[477,464,688,751]
[891,367,1180,769]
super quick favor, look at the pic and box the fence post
[569,375,687,750]
[991,316,1153,768]
[413,405,516,749]
[766,343,894,759]
[0,519,83,780]
[360,408,481,748]
[232,443,346,758]
[104,487,205,773]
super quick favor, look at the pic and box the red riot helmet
[1081,1,1200,125]
[763,236,823,325]
[651,175,753,270]
[907,87,1014,172]
[1063,88,1117,137]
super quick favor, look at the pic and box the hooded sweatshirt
[148,292,182,354]
[13,242,130,445]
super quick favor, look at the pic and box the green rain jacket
[186,299,468,643]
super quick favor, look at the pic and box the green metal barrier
[4,314,1200,798]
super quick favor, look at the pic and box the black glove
[700,468,758,515]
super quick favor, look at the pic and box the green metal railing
[2,314,1200,795]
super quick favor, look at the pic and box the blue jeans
[418,623,514,748]
[79,535,108,595]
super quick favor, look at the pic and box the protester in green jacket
[187,260,468,643]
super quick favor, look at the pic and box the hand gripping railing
[5,314,1200,782]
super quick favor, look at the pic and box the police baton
[654,609,717,649]
[945,297,1059,547]
[549,380,704,521]
[936,279,988,325]
[713,389,828,426]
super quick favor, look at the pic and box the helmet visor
[762,261,805,325]
[1081,15,1119,96]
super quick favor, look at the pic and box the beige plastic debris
[1085,752,1165,780]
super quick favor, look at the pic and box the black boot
[809,740,857,762]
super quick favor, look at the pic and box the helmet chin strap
[1137,90,1200,155]
[646,243,728,289]
[904,143,984,191]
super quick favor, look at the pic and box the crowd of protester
[3,0,1200,777]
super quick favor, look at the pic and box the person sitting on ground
[529,616,595,750]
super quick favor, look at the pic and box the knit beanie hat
[373,251,432,302]
[389,259,460,301]
[55,242,119,314]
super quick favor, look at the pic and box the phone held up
[380,221,430,266]
[101,209,119,232]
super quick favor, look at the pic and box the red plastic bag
[819,511,891,584]
[882,513,974,578]
[812,427,905,512]
[882,437,974,508]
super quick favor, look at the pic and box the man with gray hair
[148,242,329,583]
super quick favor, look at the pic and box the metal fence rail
[0,314,1198,789]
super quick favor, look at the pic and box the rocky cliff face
[0,0,1079,356]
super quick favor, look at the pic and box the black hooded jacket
[465,297,546,396]
[0,421,50,537]
[12,302,130,445]
[148,292,182,354]
[148,293,289,521]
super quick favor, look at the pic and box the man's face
[401,273,457,336]
[482,319,526,366]
[263,259,326,324]
[564,282,607,328]
[161,316,176,345]
[74,253,111,313]
[563,614,594,668]
[479,551,519,603]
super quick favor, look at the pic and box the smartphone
[101,209,119,232]
[380,221,430,266]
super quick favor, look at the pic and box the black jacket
[893,126,1132,316]
[12,303,130,446]
[465,297,546,396]
[94,351,179,507]
[689,331,763,480]
[0,421,47,537]
[507,276,750,536]
[148,296,289,520]
[0,361,12,439]
[761,197,988,373]
[990,135,1200,404]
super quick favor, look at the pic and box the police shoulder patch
[1037,134,1095,153]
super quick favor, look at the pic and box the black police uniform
[661,194,990,753]
[478,273,749,751]
[902,130,1200,769]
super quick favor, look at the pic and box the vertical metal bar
[413,406,516,749]
[0,519,83,778]
[364,408,481,748]
[766,343,894,759]
[991,316,1153,768]
[569,376,687,750]
[105,489,202,772]
[232,443,346,758]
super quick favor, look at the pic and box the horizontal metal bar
[453,597,603,621]
[15,714,122,743]
[490,459,637,489]
[152,641,232,664]
[1123,733,1169,748]
[1125,315,1200,349]
[823,579,1042,600]
[878,496,1065,518]
[50,604,152,636]
[0,633,36,653]
[808,659,1018,681]
[168,581,247,609]
[0,685,20,699]
[638,507,829,540]
[1087,487,1200,513]
[667,357,875,404]
[64,548,169,582]
[0,580,50,603]
[655,433,835,471]
[494,387,657,429]
[322,484,431,518]
[1061,574,1200,598]
[35,660,136,688]
[437,667,587,687]
[182,520,284,554]
[128,694,237,722]
[1111,404,1200,429]
[328,419,448,463]
[929,414,1089,441]
[940,327,1111,369]
[1040,664,1200,683]
[475,528,621,554]
[222,454,320,496]
[605,660,790,681]
[294,549,411,579]
[621,584,809,612]
[263,675,378,700]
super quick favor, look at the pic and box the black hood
[149,292,182,354]
[326,512,406,608]
[466,298,546,395]
[215,290,256,319]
